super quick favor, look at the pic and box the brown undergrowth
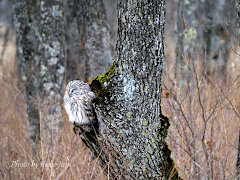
[162,36,240,179]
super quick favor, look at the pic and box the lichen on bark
[13,0,41,149]
[13,0,65,149]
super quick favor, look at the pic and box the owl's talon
[73,125,84,135]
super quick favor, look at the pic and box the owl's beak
[69,93,72,97]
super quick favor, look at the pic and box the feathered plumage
[64,80,98,131]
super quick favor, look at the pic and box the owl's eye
[69,88,75,97]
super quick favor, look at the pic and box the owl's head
[65,80,91,97]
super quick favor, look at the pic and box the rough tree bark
[79,0,181,179]
[103,0,118,44]
[13,0,41,149]
[38,0,65,139]
[13,0,65,149]
[64,0,113,82]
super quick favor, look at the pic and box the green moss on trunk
[90,62,115,94]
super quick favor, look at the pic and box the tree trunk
[38,0,65,139]
[64,0,82,81]
[13,0,65,150]
[200,0,230,79]
[64,0,113,82]
[13,0,41,150]
[80,0,181,179]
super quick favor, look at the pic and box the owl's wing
[82,92,98,128]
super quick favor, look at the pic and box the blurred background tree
[173,0,236,86]
[13,0,65,151]
[64,0,113,82]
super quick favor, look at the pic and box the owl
[64,80,98,133]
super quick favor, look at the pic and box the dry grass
[0,24,239,180]
[162,35,240,179]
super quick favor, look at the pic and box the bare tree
[13,0,65,150]
[78,0,181,179]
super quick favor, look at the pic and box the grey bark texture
[103,0,118,44]
[13,0,65,149]
[13,0,41,149]
[38,0,65,139]
[80,0,181,179]
[64,0,113,82]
